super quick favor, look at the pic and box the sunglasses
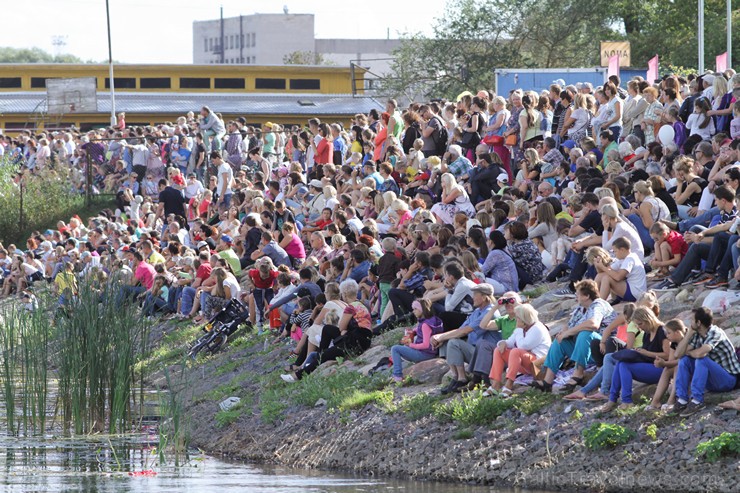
[498,298,517,305]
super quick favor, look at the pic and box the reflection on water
[0,434,546,493]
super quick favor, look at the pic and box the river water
[0,432,549,493]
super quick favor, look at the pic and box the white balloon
[658,125,675,145]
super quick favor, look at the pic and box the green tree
[0,46,84,63]
[282,51,335,66]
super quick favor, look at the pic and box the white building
[193,13,400,82]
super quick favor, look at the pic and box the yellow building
[0,64,380,133]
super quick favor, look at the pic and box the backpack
[432,116,449,156]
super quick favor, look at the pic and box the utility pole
[220,6,225,64]
[728,0,733,68]
[105,0,116,126]
[698,0,705,73]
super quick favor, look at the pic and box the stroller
[188,298,250,359]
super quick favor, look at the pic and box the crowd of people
[1,68,740,413]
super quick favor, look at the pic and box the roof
[0,91,383,116]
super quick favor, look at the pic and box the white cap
[497,173,509,183]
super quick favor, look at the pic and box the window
[209,38,213,51]
[230,36,234,50]
[204,38,208,52]
[290,79,321,90]
[215,78,245,89]
[180,77,210,89]
[31,77,47,88]
[0,77,21,88]
[251,33,255,47]
[105,77,136,89]
[140,77,171,89]
[240,34,244,48]
[255,78,285,90]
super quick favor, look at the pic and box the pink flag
[716,52,728,72]
[607,54,620,78]
[647,55,659,83]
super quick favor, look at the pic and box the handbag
[461,130,481,148]
[505,134,517,146]
[611,348,653,363]
[483,134,504,146]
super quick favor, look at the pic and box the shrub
[646,424,658,441]
[434,392,513,426]
[338,389,395,412]
[695,432,740,463]
[0,160,86,244]
[215,402,244,428]
[397,392,442,420]
[583,423,635,449]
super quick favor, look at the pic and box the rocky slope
[146,284,740,493]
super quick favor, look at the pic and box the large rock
[406,358,450,384]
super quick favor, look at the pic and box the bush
[434,392,513,426]
[0,160,86,244]
[695,432,740,462]
[583,423,635,450]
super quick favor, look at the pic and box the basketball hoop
[46,77,97,115]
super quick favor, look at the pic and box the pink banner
[716,52,728,72]
[607,54,620,78]
[647,55,659,83]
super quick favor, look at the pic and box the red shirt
[665,230,688,257]
[314,218,333,230]
[316,138,331,165]
[196,263,212,281]
[135,262,156,290]
[249,269,278,289]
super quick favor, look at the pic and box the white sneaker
[280,374,296,383]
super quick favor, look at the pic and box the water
[0,433,544,493]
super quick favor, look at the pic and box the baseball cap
[497,173,509,183]
[309,179,323,189]
[221,235,233,245]
[196,241,208,250]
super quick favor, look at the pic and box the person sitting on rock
[647,318,688,411]
[532,279,616,393]
[593,236,646,303]
[482,304,551,398]
[670,307,740,416]
[466,291,522,388]
[389,299,443,383]
[430,283,496,394]
[600,307,670,412]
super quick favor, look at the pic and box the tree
[382,0,616,100]
[0,47,85,63]
[282,51,335,66]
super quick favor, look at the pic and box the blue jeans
[678,207,719,233]
[580,352,617,395]
[627,213,654,251]
[544,331,601,372]
[609,361,663,403]
[180,287,196,315]
[670,242,710,285]
[390,345,435,378]
[253,288,274,323]
[117,285,146,305]
[676,356,738,403]
[716,234,740,279]
[143,293,168,316]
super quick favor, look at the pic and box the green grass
[695,432,740,462]
[214,359,241,376]
[433,389,557,427]
[396,392,443,421]
[452,428,474,440]
[646,423,658,441]
[215,402,245,428]
[582,423,635,449]
[338,389,395,412]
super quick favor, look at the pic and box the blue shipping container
[494,68,607,96]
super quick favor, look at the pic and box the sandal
[563,392,585,401]
[584,392,609,402]
[560,376,585,392]
[530,380,552,393]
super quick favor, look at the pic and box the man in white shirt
[212,150,233,210]
[594,236,646,303]
[184,173,205,200]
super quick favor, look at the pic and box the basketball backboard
[46,77,98,114]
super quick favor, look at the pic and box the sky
[1,0,449,64]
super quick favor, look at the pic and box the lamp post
[728,0,733,68]
[698,0,705,73]
[106,0,116,127]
